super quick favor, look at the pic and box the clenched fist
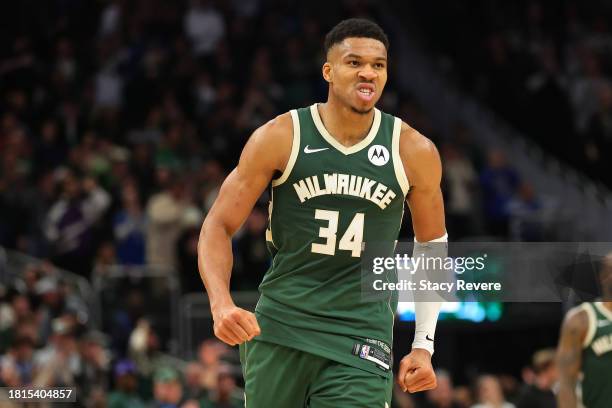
[212,305,261,346]
[397,349,437,393]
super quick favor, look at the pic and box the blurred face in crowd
[154,379,183,404]
[0,362,21,387]
[323,37,387,114]
[217,372,236,400]
[11,294,30,318]
[477,375,505,405]
[184,362,202,389]
[62,172,81,199]
[14,338,34,362]
[116,373,137,392]
[535,361,558,390]
[198,339,226,367]
[427,373,453,407]
[487,149,507,169]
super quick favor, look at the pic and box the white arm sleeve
[411,232,448,356]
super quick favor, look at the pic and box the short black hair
[324,18,389,56]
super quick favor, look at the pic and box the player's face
[323,37,388,114]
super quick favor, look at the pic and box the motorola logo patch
[368,145,389,166]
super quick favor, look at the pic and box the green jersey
[580,302,612,408]
[254,104,409,379]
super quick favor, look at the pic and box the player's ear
[322,62,332,83]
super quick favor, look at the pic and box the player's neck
[602,301,612,312]
[318,99,375,148]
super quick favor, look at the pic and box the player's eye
[348,60,359,67]
[375,63,385,69]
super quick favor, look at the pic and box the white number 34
[311,209,364,257]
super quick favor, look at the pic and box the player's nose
[358,65,377,81]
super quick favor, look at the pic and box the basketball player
[557,253,612,408]
[198,18,447,407]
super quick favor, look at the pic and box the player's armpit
[556,307,588,408]
[398,123,446,242]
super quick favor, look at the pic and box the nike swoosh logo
[426,334,434,342]
[304,145,329,154]
[597,320,611,328]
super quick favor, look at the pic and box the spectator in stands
[392,383,417,408]
[129,318,184,382]
[152,366,184,408]
[515,349,557,408]
[0,336,35,386]
[421,369,464,408]
[471,374,515,408]
[176,207,205,293]
[479,150,520,237]
[197,339,229,392]
[507,183,544,241]
[183,362,206,400]
[441,143,480,239]
[146,170,190,269]
[184,0,226,57]
[44,172,111,276]
[33,316,80,387]
[107,359,147,408]
[199,365,243,408]
[0,290,31,352]
[113,181,147,265]
[233,207,270,290]
[77,330,111,401]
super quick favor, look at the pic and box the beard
[350,105,373,115]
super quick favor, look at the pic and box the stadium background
[1,0,611,406]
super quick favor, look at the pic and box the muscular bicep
[407,183,445,242]
[204,116,291,236]
[557,309,588,382]
[206,166,271,237]
[401,126,446,242]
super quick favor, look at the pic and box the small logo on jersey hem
[368,145,389,166]
[304,145,329,153]
[426,334,434,342]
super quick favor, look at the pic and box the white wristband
[411,233,447,356]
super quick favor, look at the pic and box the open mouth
[356,86,375,102]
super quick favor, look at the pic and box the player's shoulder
[246,112,294,154]
[562,303,591,334]
[397,121,441,185]
[398,121,439,162]
[252,111,294,142]
[242,112,294,172]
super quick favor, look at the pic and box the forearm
[557,378,578,408]
[198,218,235,312]
[412,233,447,355]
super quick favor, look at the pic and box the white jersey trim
[310,104,381,155]
[392,117,410,196]
[272,110,301,187]
[582,303,597,348]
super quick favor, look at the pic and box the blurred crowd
[403,0,612,186]
[0,0,592,406]
[394,348,558,408]
[0,262,245,407]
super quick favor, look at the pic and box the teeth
[359,89,372,94]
